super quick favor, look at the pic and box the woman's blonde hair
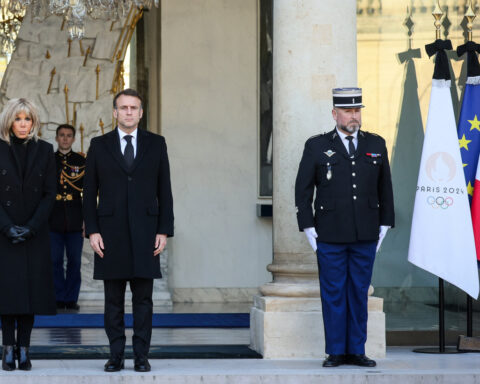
[0,98,41,144]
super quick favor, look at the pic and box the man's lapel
[328,128,349,159]
[106,128,130,174]
[129,129,151,173]
[354,130,366,160]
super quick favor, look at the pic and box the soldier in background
[49,124,85,311]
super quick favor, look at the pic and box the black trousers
[1,315,34,347]
[104,278,153,359]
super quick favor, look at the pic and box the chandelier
[0,0,158,50]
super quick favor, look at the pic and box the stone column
[250,0,386,359]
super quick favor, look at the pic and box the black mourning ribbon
[425,39,453,80]
[123,135,134,167]
[457,41,480,77]
[346,136,355,157]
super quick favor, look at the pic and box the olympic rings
[427,196,454,209]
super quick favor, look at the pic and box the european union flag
[458,82,480,201]
[457,42,480,202]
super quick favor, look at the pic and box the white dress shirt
[336,127,358,154]
[118,128,138,158]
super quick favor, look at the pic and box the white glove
[376,225,390,252]
[304,227,318,252]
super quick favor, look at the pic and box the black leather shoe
[322,354,345,367]
[134,357,151,372]
[65,302,80,310]
[17,347,31,371]
[346,354,376,367]
[2,346,15,371]
[56,301,66,310]
[104,358,124,372]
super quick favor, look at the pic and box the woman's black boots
[2,345,15,371]
[17,346,31,371]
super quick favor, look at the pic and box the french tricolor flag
[471,155,480,262]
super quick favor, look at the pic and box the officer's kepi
[332,87,365,108]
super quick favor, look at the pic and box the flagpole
[464,0,476,339]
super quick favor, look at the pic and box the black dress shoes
[17,346,32,371]
[56,301,65,310]
[322,354,345,367]
[104,357,124,372]
[2,345,15,371]
[134,357,151,372]
[346,354,376,367]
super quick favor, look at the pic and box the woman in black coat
[0,98,56,371]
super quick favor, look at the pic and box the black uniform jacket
[295,128,394,243]
[49,151,85,232]
[0,139,57,315]
[83,128,174,280]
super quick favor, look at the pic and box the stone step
[0,348,479,384]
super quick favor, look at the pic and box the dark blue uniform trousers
[316,240,376,355]
[50,231,83,303]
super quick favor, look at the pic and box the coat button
[39,173,42,177]
[373,160,377,165]
[320,206,324,210]
[352,161,355,165]
[352,172,356,177]
[5,186,10,191]
[128,176,132,181]
[353,184,357,188]
[5,201,11,206]
[1,169,6,175]
[353,196,357,200]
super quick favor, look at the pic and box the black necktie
[123,135,134,167]
[346,136,355,156]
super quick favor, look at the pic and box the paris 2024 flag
[408,77,479,299]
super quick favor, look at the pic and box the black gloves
[2,225,35,244]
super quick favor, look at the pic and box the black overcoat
[295,128,395,243]
[83,128,174,280]
[0,139,57,315]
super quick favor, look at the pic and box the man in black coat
[295,88,394,368]
[83,89,174,372]
[49,124,85,311]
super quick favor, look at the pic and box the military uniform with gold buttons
[50,151,85,232]
[49,150,85,309]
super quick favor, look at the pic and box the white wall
[159,0,272,297]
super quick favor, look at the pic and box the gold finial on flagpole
[432,0,444,40]
[465,1,476,42]
[99,118,105,135]
[79,124,84,153]
[64,84,70,124]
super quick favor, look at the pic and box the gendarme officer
[49,124,85,311]
[295,88,394,368]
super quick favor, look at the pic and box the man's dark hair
[113,88,143,109]
[56,124,76,137]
